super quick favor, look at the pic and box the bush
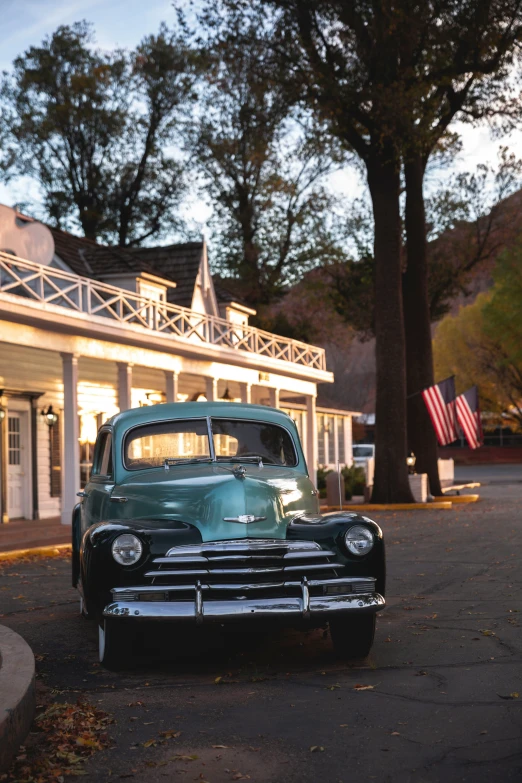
[316,465,332,498]
[342,465,366,499]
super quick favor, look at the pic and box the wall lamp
[41,405,58,427]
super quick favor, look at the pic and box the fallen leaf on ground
[480,629,496,636]
[353,684,375,691]
[212,744,230,749]
[310,746,325,752]
[142,739,157,748]
[4,701,112,783]
[160,730,181,739]
[171,754,198,761]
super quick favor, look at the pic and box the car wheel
[98,620,133,670]
[330,614,376,660]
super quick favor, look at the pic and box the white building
[0,205,357,525]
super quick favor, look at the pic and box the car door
[81,428,114,532]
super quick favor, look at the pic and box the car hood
[113,463,318,541]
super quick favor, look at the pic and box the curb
[322,501,453,512]
[0,543,71,562]
[434,494,479,504]
[0,625,35,774]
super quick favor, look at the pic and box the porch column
[117,362,133,411]
[239,383,252,404]
[61,352,80,526]
[305,394,318,481]
[0,392,7,523]
[205,377,218,402]
[165,371,179,404]
[268,388,280,408]
[344,416,353,467]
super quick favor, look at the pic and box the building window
[337,417,345,463]
[317,415,325,464]
[327,416,335,464]
[8,416,21,465]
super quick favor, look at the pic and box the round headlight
[112,534,143,566]
[344,525,374,556]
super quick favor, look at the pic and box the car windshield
[212,418,296,466]
[353,445,374,458]
[124,417,297,470]
[126,419,210,470]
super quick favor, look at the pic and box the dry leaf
[390,732,400,736]
[142,739,157,748]
[480,629,495,637]
[160,730,181,739]
[310,746,325,752]
[215,676,223,684]
[353,684,374,691]
[171,754,198,761]
[212,744,230,749]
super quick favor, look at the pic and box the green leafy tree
[187,17,346,307]
[0,21,197,245]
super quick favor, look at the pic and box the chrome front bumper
[103,578,385,624]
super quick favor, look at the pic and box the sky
[2,0,522,234]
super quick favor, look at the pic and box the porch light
[406,452,416,474]
[42,405,58,427]
[220,387,232,401]
[0,405,4,422]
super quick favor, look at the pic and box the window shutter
[49,414,61,497]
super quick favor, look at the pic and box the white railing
[0,251,326,371]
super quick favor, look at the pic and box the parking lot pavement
[1,483,521,783]
[454,463,522,485]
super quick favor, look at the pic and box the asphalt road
[1,481,521,783]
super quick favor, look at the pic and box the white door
[7,411,29,519]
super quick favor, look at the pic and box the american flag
[456,386,483,450]
[421,376,458,446]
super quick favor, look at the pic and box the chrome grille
[114,539,377,601]
[146,539,341,586]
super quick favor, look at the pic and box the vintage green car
[72,402,385,668]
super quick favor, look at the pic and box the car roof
[107,402,295,432]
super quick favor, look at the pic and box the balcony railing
[0,251,326,371]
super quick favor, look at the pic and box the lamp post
[406,452,416,475]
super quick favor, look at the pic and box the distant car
[73,403,385,669]
[352,443,375,467]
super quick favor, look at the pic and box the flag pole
[406,375,456,400]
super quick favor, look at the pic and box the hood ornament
[233,465,247,479]
[223,515,267,524]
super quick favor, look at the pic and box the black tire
[98,620,135,670]
[330,614,376,660]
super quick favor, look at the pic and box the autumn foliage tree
[434,242,522,429]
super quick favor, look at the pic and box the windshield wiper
[164,457,213,470]
[224,456,265,466]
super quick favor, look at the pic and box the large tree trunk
[403,155,443,497]
[367,149,414,503]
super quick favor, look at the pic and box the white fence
[0,251,326,371]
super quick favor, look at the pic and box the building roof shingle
[125,242,203,309]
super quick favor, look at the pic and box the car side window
[92,431,113,478]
